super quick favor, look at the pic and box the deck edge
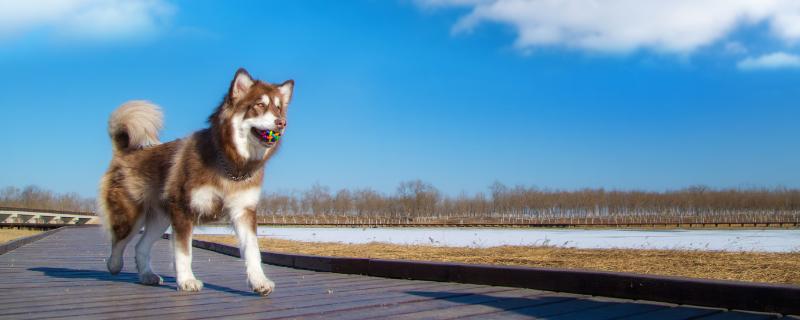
[0,226,63,255]
[170,235,800,315]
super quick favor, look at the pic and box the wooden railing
[0,207,98,226]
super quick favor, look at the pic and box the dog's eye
[254,102,266,109]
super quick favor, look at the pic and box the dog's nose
[275,118,287,129]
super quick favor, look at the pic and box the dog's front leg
[170,205,203,292]
[231,207,274,296]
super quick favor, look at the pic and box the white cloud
[737,52,800,70]
[0,0,175,41]
[417,0,800,54]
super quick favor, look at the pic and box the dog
[97,68,294,296]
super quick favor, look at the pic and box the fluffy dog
[97,68,293,296]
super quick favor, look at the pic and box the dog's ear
[278,80,294,106]
[229,68,254,101]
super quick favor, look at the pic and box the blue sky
[0,0,799,197]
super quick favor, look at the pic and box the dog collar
[217,153,253,181]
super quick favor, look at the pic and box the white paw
[139,272,163,285]
[107,257,123,275]
[249,275,275,296]
[178,279,204,292]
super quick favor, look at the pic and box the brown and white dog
[97,68,293,296]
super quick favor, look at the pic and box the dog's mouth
[250,127,281,146]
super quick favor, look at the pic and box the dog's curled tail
[108,101,163,154]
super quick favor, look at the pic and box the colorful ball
[260,130,281,143]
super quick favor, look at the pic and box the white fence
[0,208,98,225]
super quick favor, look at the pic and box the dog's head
[211,68,294,161]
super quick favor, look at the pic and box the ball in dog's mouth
[251,128,281,146]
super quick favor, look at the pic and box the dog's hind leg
[107,216,144,274]
[108,232,135,275]
[104,193,145,275]
[135,207,171,285]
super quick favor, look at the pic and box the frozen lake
[192,226,800,252]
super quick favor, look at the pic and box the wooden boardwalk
[0,227,788,319]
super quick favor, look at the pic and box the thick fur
[108,101,163,153]
[97,68,294,296]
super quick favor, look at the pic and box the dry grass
[0,229,40,244]
[197,235,800,285]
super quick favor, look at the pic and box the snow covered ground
[192,226,800,252]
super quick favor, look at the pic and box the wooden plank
[119,282,493,320]
[544,301,667,319]
[303,290,585,320]
[304,292,558,320]
[696,311,780,319]
[0,271,378,303]
[0,269,370,295]
[0,258,422,305]
[193,285,516,320]
[29,273,461,320]
[615,306,723,319]
[349,291,570,320]
[0,275,402,313]
[458,298,615,319]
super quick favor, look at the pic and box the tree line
[0,185,95,213]
[256,181,800,224]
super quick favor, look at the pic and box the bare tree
[254,182,800,225]
[0,185,95,213]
